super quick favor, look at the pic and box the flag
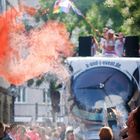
[53,0,83,16]
[69,1,83,16]
[53,0,71,14]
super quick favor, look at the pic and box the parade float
[66,57,140,139]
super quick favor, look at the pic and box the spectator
[121,106,140,140]
[115,32,125,57]
[100,28,116,57]
[65,126,75,140]
[99,126,113,140]
[38,126,50,140]
[91,37,99,56]
[51,130,60,140]
[8,123,18,140]
[100,27,109,55]
[5,125,11,134]
[120,127,128,139]
[0,122,12,140]
[27,126,41,140]
[15,125,31,140]
[59,124,66,140]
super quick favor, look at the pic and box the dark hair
[99,126,113,140]
[133,106,140,133]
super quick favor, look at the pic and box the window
[15,86,26,103]
[43,89,46,103]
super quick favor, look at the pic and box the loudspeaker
[124,36,139,57]
[79,36,92,56]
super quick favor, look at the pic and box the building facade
[14,85,67,124]
[0,78,14,123]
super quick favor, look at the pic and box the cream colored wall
[14,86,52,122]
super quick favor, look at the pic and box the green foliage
[46,73,62,113]
[39,0,55,9]
[74,0,94,14]
[61,14,79,33]
[46,73,61,93]
[38,0,140,39]
[39,0,58,20]
[36,76,44,86]
[27,79,34,87]
[113,0,140,35]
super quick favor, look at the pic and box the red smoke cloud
[0,7,74,85]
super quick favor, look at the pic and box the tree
[38,0,140,37]
[46,73,62,113]
[26,72,62,122]
[110,0,140,35]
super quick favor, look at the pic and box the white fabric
[115,39,125,57]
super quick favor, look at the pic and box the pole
[35,103,38,121]
[81,15,101,37]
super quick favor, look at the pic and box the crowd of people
[91,27,126,57]
[0,122,66,140]
[0,122,77,140]
[101,106,140,140]
[0,106,140,140]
